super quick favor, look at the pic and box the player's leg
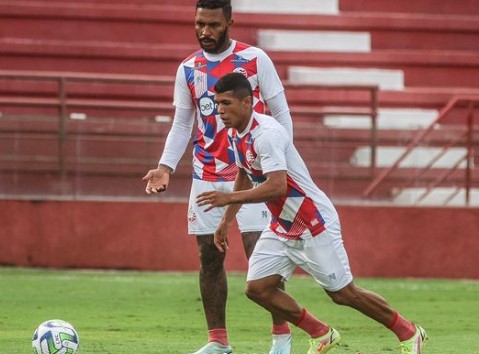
[237,208,292,354]
[245,230,339,354]
[239,231,260,259]
[196,235,227,330]
[325,283,427,353]
[326,282,395,325]
[187,180,232,354]
[242,231,289,321]
[304,220,427,354]
[246,276,340,354]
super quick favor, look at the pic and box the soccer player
[196,72,429,354]
[143,1,293,353]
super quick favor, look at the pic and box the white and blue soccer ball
[32,319,80,354]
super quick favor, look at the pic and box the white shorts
[188,179,270,235]
[247,219,353,292]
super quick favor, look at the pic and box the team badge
[188,207,197,223]
[246,150,256,165]
[233,67,248,77]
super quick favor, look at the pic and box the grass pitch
[0,267,478,353]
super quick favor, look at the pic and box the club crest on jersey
[246,150,256,165]
[193,63,207,71]
[233,67,248,77]
[188,207,197,223]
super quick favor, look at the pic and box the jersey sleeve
[266,90,293,140]
[158,106,195,171]
[256,49,285,101]
[173,64,195,109]
[255,127,289,175]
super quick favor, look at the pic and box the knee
[198,244,225,273]
[327,283,362,307]
[329,291,351,306]
[245,281,268,303]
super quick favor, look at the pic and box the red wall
[1,200,478,279]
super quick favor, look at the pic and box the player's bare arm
[142,164,173,194]
[197,170,287,209]
[212,221,229,253]
[199,170,286,252]
[230,170,287,204]
[211,169,251,252]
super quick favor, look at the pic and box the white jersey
[230,112,339,240]
[173,40,285,181]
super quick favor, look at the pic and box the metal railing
[362,96,479,206]
[0,70,380,175]
[284,83,379,174]
[5,70,477,205]
[0,70,175,173]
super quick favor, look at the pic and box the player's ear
[243,95,252,106]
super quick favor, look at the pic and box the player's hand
[214,221,229,253]
[196,191,231,211]
[142,168,171,194]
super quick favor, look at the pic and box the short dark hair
[214,73,253,100]
[196,0,232,21]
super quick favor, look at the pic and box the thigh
[296,220,353,292]
[247,229,296,282]
[188,179,270,235]
[236,202,270,233]
[196,235,226,267]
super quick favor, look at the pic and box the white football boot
[268,333,292,354]
[188,341,233,354]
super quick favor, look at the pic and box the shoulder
[234,41,269,58]
[234,41,253,51]
[255,113,285,129]
[252,114,288,140]
[176,49,205,83]
[181,49,204,65]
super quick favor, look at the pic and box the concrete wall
[1,199,478,279]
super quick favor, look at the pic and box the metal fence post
[58,77,67,175]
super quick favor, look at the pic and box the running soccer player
[197,72,428,354]
[143,1,293,353]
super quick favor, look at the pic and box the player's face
[215,91,252,132]
[195,8,232,54]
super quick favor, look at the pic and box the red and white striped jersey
[173,40,284,181]
[230,112,339,240]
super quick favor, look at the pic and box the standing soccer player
[197,72,428,354]
[143,1,293,353]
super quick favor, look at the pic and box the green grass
[0,268,478,354]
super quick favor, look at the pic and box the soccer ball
[32,319,80,354]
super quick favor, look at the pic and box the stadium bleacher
[1,0,478,204]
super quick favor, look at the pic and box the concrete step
[232,0,339,15]
[393,187,479,206]
[258,29,370,52]
[2,2,478,51]
[340,0,479,16]
[271,49,479,89]
[4,37,479,88]
[350,146,468,168]
[323,108,438,130]
[288,66,404,90]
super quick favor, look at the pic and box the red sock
[387,311,417,341]
[294,308,329,339]
[272,322,291,335]
[208,328,228,346]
